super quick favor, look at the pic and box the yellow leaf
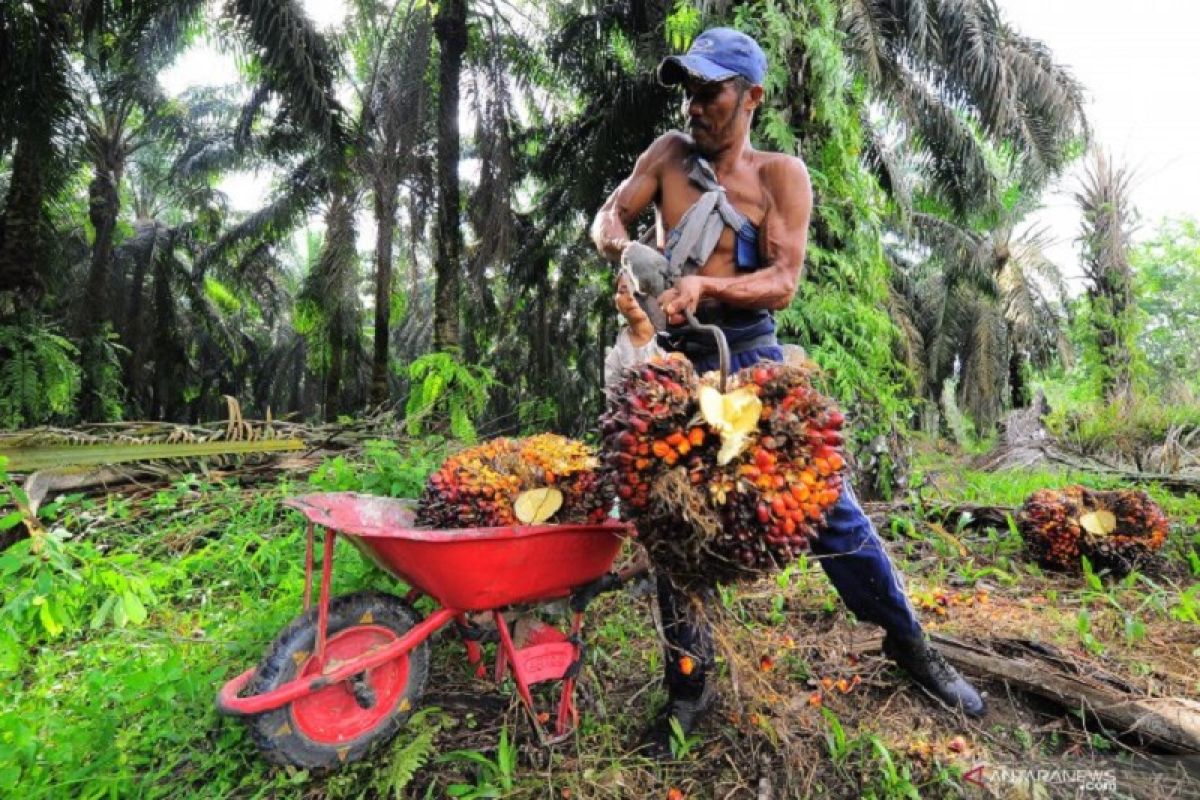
[514,487,563,524]
[723,388,762,434]
[698,385,726,429]
[1079,510,1116,536]
[717,433,750,465]
[699,386,760,463]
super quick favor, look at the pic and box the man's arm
[659,157,812,323]
[590,133,683,261]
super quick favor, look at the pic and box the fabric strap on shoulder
[666,155,752,274]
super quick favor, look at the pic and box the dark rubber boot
[884,634,986,718]
[635,682,716,760]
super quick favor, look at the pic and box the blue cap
[658,27,766,87]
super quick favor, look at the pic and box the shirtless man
[591,28,985,757]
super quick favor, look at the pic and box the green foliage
[403,352,495,442]
[939,378,975,449]
[733,0,910,452]
[439,726,516,798]
[202,276,242,314]
[374,709,443,798]
[0,464,164,677]
[309,438,445,497]
[0,320,81,429]
[668,715,702,759]
[1132,217,1200,390]
[79,325,127,423]
[0,472,397,798]
[1043,388,1200,457]
[664,1,702,50]
[821,708,922,799]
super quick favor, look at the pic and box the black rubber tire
[246,591,430,770]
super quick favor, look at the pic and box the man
[591,27,985,757]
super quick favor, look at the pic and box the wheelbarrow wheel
[247,591,430,770]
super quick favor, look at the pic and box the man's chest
[657,164,768,233]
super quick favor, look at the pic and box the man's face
[680,77,751,155]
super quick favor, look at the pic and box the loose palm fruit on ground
[416,434,613,529]
[1016,485,1168,576]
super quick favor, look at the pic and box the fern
[402,352,495,442]
[374,708,440,798]
[0,321,81,429]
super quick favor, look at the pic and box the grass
[1,443,1199,798]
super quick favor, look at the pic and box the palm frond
[196,158,327,277]
[878,56,999,216]
[225,0,349,149]
[134,0,208,75]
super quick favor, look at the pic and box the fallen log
[922,634,1200,754]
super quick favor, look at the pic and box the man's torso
[653,132,797,276]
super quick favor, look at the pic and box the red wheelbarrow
[216,492,636,770]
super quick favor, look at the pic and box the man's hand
[657,275,705,327]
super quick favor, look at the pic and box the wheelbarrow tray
[285,492,627,611]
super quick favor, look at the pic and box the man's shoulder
[645,130,693,160]
[756,151,810,184]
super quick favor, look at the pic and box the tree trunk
[0,137,50,304]
[370,179,399,406]
[317,193,358,422]
[152,249,178,420]
[124,230,150,412]
[79,154,124,421]
[1007,320,1029,409]
[432,0,467,351]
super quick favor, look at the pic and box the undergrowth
[1,440,1198,798]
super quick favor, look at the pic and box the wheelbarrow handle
[683,309,729,392]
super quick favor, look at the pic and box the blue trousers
[658,346,923,699]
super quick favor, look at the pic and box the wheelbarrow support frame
[218,515,637,745]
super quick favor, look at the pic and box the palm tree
[71,1,210,419]
[345,0,436,405]
[891,206,1067,433]
[0,0,76,308]
[300,189,366,421]
[839,0,1087,217]
[1075,149,1137,405]
[433,0,469,351]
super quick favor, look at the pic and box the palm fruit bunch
[1017,486,1169,575]
[416,433,614,529]
[600,355,846,585]
[600,355,698,512]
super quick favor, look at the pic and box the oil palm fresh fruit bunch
[599,354,699,512]
[1017,486,1168,575]
[600,356,846,585]
[416,434,613,529]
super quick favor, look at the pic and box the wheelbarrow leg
[493,611,520,697]
[314,527,336,667]
[556,611,586,736]
[302,522,315,610]
[455,613,488,679]
[492,610,586,745]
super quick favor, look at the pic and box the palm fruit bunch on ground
[600,355,846,586]
[416,433,614,529]
[1016,485,1169,575]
